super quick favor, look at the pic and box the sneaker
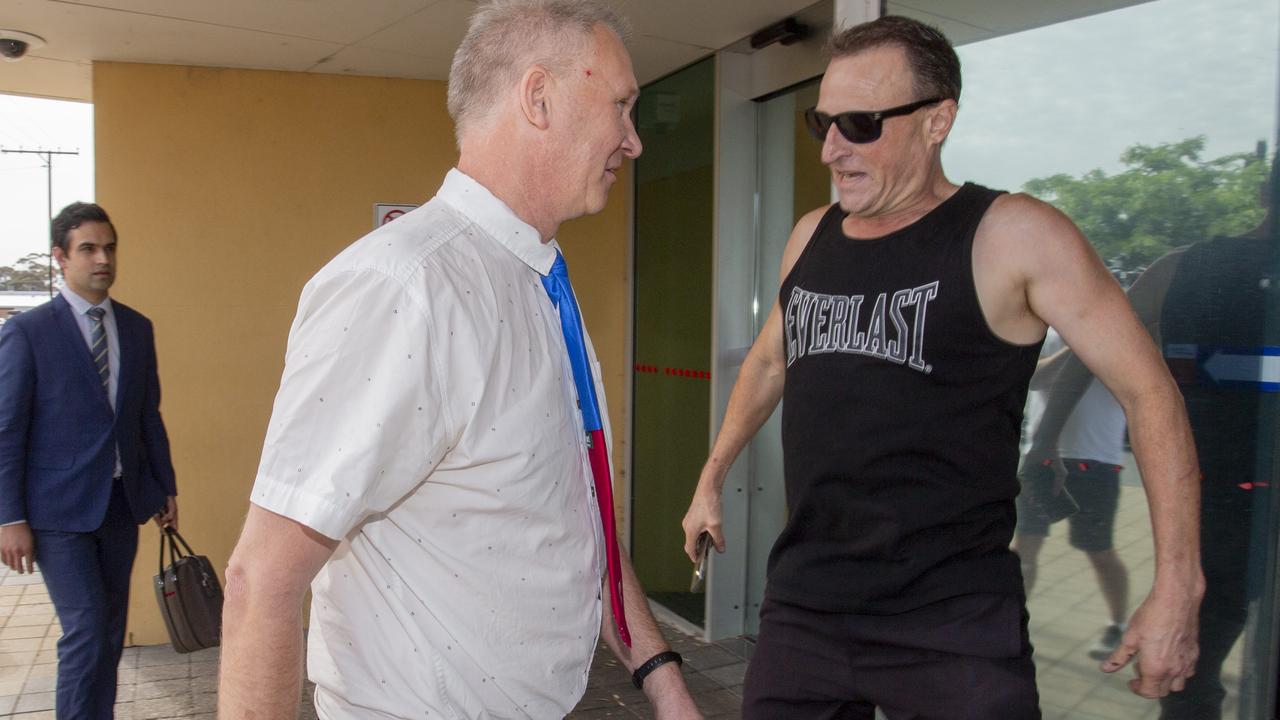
[1088,624,1124,660]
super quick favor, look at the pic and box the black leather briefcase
[153,527,224,653]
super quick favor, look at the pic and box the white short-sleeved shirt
[251,169,608,719]
[1023,329,1127,465]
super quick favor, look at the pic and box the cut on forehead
[447,0,631,143]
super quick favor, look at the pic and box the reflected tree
[1024,136,1270,273]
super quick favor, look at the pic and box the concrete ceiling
[0,0,819,101]
[0,0,1157,103]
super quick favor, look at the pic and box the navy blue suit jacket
[0,294,177,532]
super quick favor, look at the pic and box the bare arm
[599,553,702,719]
[218,503,339,718]
[681,207,828,560]
[985,195,1202,698]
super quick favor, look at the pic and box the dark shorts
[742,594,1041,720]
[1016,458,1122,552]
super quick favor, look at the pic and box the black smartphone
[690,531,712,592]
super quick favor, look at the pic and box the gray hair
[448,0,629,145]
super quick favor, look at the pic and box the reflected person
[1015,326,1131,662]
[1126,155,1278,720]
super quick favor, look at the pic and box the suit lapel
[51,295,113,413]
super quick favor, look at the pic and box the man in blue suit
[0,202,178,718]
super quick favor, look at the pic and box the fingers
[1101,639,1138,674]
[1110,648,1195,699]
[1,547,33,574]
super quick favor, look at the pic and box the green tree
[0,252,55,292]
[1023,136,1269,271]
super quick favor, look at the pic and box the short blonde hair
[447,0,629,144]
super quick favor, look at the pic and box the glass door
[742,78,828,636]
[886,0,1280,716]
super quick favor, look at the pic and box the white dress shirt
[252,169,609,719]
[61,288,123,478]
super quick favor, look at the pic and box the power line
[0,147,80,297]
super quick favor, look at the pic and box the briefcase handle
[157,526,198,577]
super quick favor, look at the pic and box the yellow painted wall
[92,62,632,645]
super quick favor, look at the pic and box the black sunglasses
[803,97,943,144]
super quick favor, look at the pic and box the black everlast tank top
[770,183,1042,614]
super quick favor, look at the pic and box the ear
[925,99,958,145]
[518,64,553,131]
[51,245,67,270]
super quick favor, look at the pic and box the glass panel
[632,57,716,626]
[745,78,828,636]
[885,0,1280,716]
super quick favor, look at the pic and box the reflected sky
[944,0,1278,192]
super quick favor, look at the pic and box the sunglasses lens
[835,113,881,144]
[803,108,830,141]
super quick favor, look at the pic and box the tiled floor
[0,479,1250,720]
[0,566,748,719]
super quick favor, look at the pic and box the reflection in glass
[881,0,1280,717]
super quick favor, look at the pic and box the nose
[622,114,642,159]
[820,123,847,165]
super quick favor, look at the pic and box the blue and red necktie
[541,249,631,647]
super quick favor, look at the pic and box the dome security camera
[0,30,46,62]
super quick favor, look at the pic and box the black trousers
[743,594,1041,720]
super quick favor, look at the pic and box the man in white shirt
[218,2,702,718]
[1015,328,1133,661]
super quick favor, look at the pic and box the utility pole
[0,147,80,297]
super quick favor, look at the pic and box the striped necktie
[540,250,631,647]
[87,306,109,391]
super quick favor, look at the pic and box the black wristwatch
[632,650,683,689]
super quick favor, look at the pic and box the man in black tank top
[682,15,1204,720]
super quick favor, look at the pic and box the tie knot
[87,307,106,322]
[549,250,568,281]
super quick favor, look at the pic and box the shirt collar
[436,168,559,276]
[60,287,113,318]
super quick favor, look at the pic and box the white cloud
[943,0,1278,192]
[0,95,94,267]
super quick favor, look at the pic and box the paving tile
[113,701,136,720]
[116,683,136,702]
[135,663,189,682]
[136,646,186,668]
[0,695,16,714]
[131,694,197,719]
[190,674,217,694]
[700,662,747,689]
[687,687,742,716]
[9,605,52,617]
[133,677,190,700]
[9,711,55,720]
[0,679,23,695]
[191,691,218,712]
[680,644,741,672]
[13,690,55,712]
[190,660,218,677]
[4,613,53,628]
[0,638,43,652]
[0,625,50,640]
[567,705,641,718]
[21,674,55,693]
[0,651,37,667]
